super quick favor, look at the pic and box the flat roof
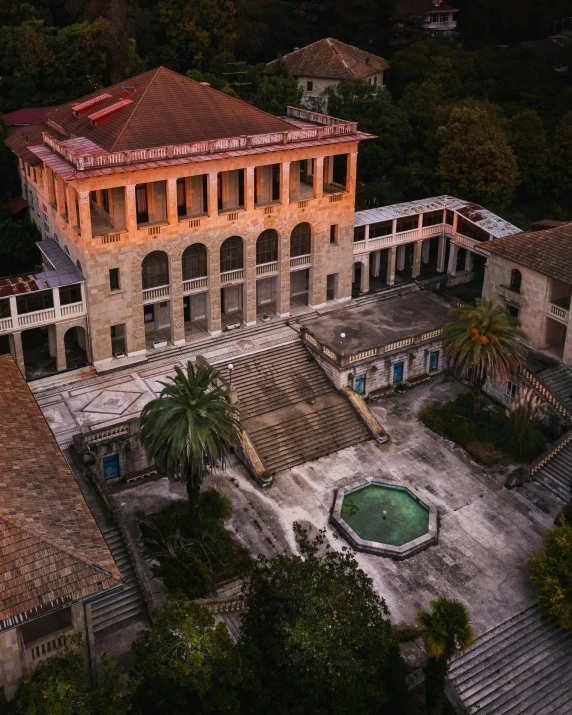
[354,196,521,239]
[303,290,451,356]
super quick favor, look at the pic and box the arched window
[220,236,243,273]
[290,223,311,258]
[142,251,169,289]
[76,260,83,274]
[510,269,522,293]
[256,229,278,265]
[182,243,207,280]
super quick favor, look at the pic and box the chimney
[199,82,211,87]
[121,86,135,99]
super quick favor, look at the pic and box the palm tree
[443,298,527,416]
[140,361,241,538]
[416,596,476,714]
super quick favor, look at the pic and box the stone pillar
[313,157,324,199]
[347,152,358,194]
[208,172,218,217]
[167,178,179,225]
[396,245,406,271]
[55,322,67,372]
[422,238,430,264]
[412,241,422,278]
[359,256,370,293]
[47,324,56,357]
[465,250,474,272]
[10,331,25,375]
[372,250,381,278]
[208,249,222,336]
[280,162,290,207]
[437,235,447,273]
[309,231,326,308]
[387,247,396,286]
[77,192,92,242]
[169,251,186,345]
[447,244,459,276]
[277,234,291,317]
[0,628,24,699]
[67,186,78,229]
[129,254,146,357]
[243,238,257,326]
[125,185,137,234]
[245,167,255,212]
[54,176,66,215]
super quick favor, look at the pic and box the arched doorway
[64,326,88,369]
[182,244,208,335]
[142,251,171,348]
[220,237,244,327]
[142,250,169,289]
[256,230,278,315]
[290,223,311,309]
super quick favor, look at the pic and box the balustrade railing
[0,316,14,333]
[27,628,75,667]
[142,285,170,302]
[220,269,244,285]
[183,276,208,293]
[60,301,84,317]
[18,307,57,327]
[290,255,311,269]
[256,261,279,276]
[520,366,571,418]
[549,303,569,322]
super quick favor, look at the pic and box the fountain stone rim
[330,476,439,560]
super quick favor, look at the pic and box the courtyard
[112,375,562,636]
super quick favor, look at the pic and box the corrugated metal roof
[354,196,521,239]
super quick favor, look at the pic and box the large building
[0,354,121,700]
[396,0,459,37]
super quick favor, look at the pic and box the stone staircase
[447,605,572,714]
[90,528,147,635]
[532,435,572,502]
[216,341,371,474]
[536,363,572,413]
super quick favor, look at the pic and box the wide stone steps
[536,363,572,412]
[534,440,572,502]
[448,606,572,714]
[216,341,370,474]
[91,528,147,635]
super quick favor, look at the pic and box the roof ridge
[328,38,351,73]
[110,66,163,152]
[0,513,120,581]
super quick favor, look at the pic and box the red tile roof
[269,38,389,80]
[2,107,50,126]
[44,66,293,152]
[485,223,572,284]
[0,355,120,628]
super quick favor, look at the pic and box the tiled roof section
[354,195,521,239]
[269,38,389,80]
[44,67,292,152]
[0,355,120,625]
[485,223,572,284]
[4,123,63,166]
[2,107,50,126]
[396,0,459,14]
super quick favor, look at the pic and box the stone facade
[300,72,385,108]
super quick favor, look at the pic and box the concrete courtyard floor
[114,374,563,649]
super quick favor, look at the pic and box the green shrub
[531,520,572,629]
[140,487,252,598]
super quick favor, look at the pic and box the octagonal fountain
[330,478,438,559]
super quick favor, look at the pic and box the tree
[507,109,549,197]
[437,102,520,208]
[7,633,124,714]
[443,299,527,416]
[531,519,572,629]
[238,523,410,715]
[140,361,240,537]
[130,596,241,714]
[253,57,303,116]
[553,111,572,195]
[416,596,475,715]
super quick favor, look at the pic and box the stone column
[360,255,370,293]
[412,241,422,278]
[208,172,219,218]
[55,322,67,371]
[422,238,430,264]
[347,152,358,194]
[67,186,78,229]
[77,192,92,242]
[125,185,137,234]
[447,244,459,276]
[245,167,255,212]
[309,231,326,308]
[129,253,146,356]
[207,248,222,336]
[465,250,474,272]
[276,233,291,317]
[54,176,66,216]
[372,250,381,278]
[167,178,179,225]
[313,157,324,199]
[243,238,257,326]
[169,250,186,345]
[396,245,406,271]
[10,331,25,375]
[437,235,447,273]
[387,247,396,286]
[280,162,290,207]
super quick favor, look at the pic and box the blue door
[429,351,439,371]
[354,374,366,394]
[103,454,120,480]
[393,361,404,384]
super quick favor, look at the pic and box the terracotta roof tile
[0,355,120,625]
[44,67,293,153]
[485,223,572,283]
[268,38,389,80]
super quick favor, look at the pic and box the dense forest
[1,0,572,239]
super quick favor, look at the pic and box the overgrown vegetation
[139,487,252,598]
[531,518,572,630]
[419,391,546,466]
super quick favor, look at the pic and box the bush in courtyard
[531,519,572,629]
[139,487,252,598]
[498,389,547,462]
[130,596,242,714]
[238,523,410,715]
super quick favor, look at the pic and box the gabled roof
[0,355,120,629]
[44,66,292,152]
[396,0,459,14]
[268,38,389,81]
[485,223,572,284]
